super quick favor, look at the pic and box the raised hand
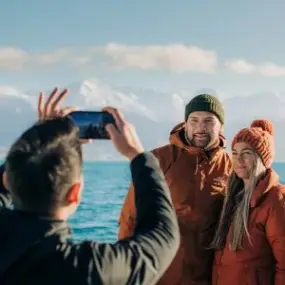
[38,87,73,120]
[103,107,144,161]
[37,87,91,144]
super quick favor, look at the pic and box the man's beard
[186,132,214,149]
[192,134,211,148]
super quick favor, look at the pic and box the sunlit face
[232,142,256,179]
[185,111,222,149]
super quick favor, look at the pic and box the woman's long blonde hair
[211,154,266,251]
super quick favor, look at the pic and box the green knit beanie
[185,94,224,124]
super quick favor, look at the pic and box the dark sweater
[0,152,179,285]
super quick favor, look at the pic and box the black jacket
[0,152,179,285]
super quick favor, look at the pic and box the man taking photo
[0,88,179,285]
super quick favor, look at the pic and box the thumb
[60,107,78,117]
[105,124,119,140]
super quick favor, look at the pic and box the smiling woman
[211,119,285,285]
[231,142,264,180]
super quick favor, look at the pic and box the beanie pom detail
[250,119,274,136]
[232,119,275,169]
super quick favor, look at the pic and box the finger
[103,107,125,127]
[38,92,44,120]
[59,107,78,117]
[80,139,93,144]
[44,87,58,117]
[105,124,119,140]
[103,106,125,121]
[51,88,68,113]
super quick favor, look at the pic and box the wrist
[127,149,144,161]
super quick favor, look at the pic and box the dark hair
[5,117,82,215]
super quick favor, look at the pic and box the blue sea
[70,161,131,242]
[69,162,285,243]
[1,161,285,243]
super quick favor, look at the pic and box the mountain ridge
[0,79,285,161]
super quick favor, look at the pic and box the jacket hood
[250,168,280,207]
[0,209,71,276]
[169,122,227,153]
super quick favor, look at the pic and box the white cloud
[0,85,23,96]
[3,44,285,78]
[0,47,28,70]
[0,43,217,73]
[225,58,285,77]
[225,59,256,74]
[0,85,35,105]
[259,62,285,77]
[103,43,217,73]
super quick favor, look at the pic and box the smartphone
[68,111,115,139]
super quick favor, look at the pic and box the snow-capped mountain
[0,79,285,161]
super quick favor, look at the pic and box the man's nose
[197,122,207,131]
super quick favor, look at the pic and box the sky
[1,0,285,97]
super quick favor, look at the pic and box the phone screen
[68,111,115,139]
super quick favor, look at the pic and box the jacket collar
[169,122,226,159]
[1,208,71,241]
[0,208,72,276]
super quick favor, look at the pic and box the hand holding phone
[103,107,144,161]
[69,108,144,160]
[68,111,116,139]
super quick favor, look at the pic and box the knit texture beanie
[231,119,274,168]
[185,94,224,124]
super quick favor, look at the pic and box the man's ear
[65,182,82,204]
[2,171,9,191]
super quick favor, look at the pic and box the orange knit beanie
[231,119,275,168]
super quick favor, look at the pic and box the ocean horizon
[72,161,285,242]
[0,160,284,243]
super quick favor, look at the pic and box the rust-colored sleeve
[118,145,174,240]
[118,183,137,239]
[266,190,285,285]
